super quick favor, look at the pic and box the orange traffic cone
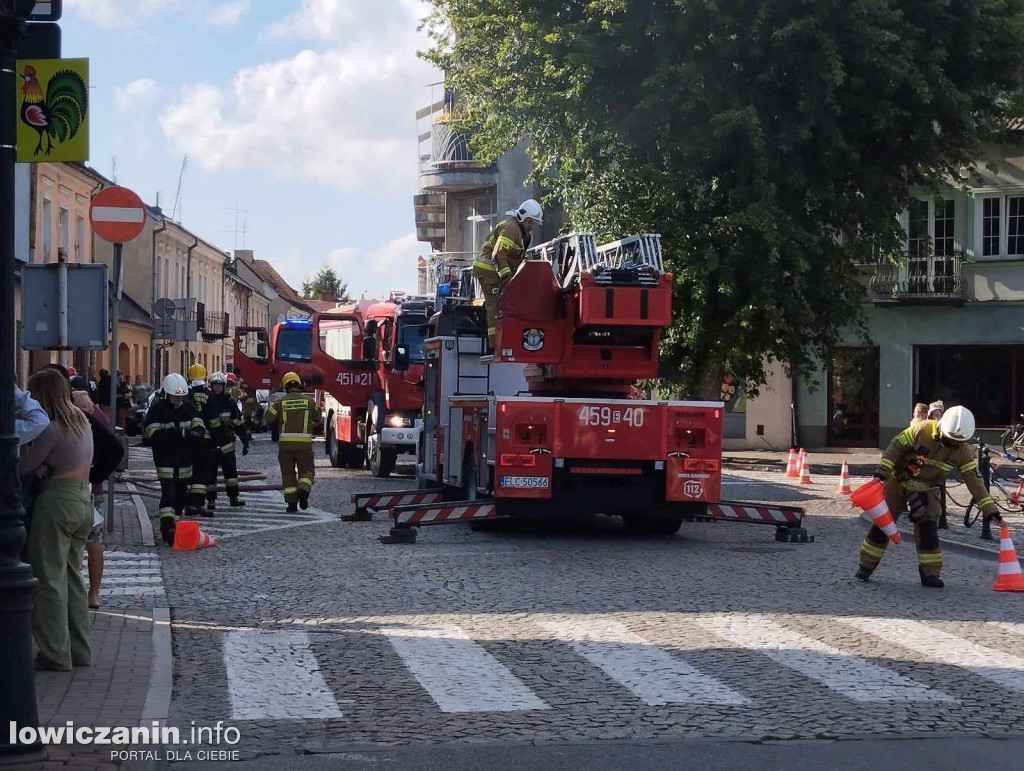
[173,520,219,550]
[837,460,852,495]
[799,458,812,484]
[784,448,799,477]
[992,525,1024,592]
[849,479,901,545]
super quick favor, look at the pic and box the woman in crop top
[21,368,94,671]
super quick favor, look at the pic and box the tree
[301,264,349,302]
[425,0,1024,396]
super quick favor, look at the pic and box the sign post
[90,186,147,533]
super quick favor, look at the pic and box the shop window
[915,345,1022,427]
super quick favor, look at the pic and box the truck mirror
[256,343,268,361]
[394,344,410,372]
[362,335,378,361]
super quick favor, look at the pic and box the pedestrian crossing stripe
[193,490,335,540]
[85,550,164,604]
[212,614,1024,721]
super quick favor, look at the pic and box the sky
[63,0,441,299]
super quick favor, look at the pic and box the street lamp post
[0,5,44,761]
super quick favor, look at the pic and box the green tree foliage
[425,0,1024,395]
[301,265,349,302]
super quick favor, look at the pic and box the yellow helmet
[187,363,207,383]
[282,371,302,390]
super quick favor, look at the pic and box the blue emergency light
[286,318,312,327]
[437,283,452,296]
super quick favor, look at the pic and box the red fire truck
[350,235,809,544]
[233,295,433,477]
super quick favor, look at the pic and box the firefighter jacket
[265,388,322,445]
[187,385,213,442]
[876,419,996,516]
[473,216,529,281]
[144,398,205,480]
[206,390,249,451]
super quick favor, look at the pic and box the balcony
[414,191,446,248]
[868,250,965,305]
[417,110,496,193]
[199,310,229,341]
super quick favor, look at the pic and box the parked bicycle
[962,438,1024,528]
[1001,413,1024,459]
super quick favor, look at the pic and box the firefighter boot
[920,569,945,589]
[286,501,298,513]
[229,493,246,508]
[938,511,949,530]
[855,567,873,582]
[186,505,214,518]
[160,515,176,547]
[299,490,309,510]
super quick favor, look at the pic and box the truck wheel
[623,513,683,536]
[327,418,345,468]
[462,451,478,501]
[367,426,397,478]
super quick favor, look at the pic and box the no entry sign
[90,186,147,244]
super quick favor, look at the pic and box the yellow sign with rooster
[15,58,89,163]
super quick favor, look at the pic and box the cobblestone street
[120,433,1024,763]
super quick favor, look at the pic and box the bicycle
[962,438,1024,528]
[1001,413,1024,458]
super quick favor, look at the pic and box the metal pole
[57,252,67,353]
[0,6,44,760]
[106,243,121,533]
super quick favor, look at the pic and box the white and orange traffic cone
[799,459,813,485]
[837,460,852,495]
[992,524,1024,592]
[784,448,799,477]
[849,479,900,545]
[173,520,219,550]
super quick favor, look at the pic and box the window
[397,321,430,362]
[933,199,954,257]
[916,345,1023,427]
[460,194,497,256]
[41,198,52,260]
[58,207,69,257]
[983,197,1001,256]
[1008,196,1024,256]
[75,216,84,261]
[276,326,312,362]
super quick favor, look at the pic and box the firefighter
[235,375,258,432]
[856,406,1001,588]
[207,371,250,509]
[185,363,215,514]
[472,198,543,348]
[264,372,322,512]
[144,374,206,545]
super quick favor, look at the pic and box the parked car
[125,400,149,437]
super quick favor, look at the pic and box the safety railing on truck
[527,232,664,288]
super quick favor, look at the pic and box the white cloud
[114,78,159,112]
[205,0,250,27]
[67,0,178,27]
[160,8,437,194]
[264,0,426,42]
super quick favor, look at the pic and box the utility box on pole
[19,261,108,349]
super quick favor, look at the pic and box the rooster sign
[16,58,89,163]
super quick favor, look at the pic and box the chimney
[234,249,254,265]
[320,292,336,303]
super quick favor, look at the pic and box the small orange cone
[799,457,812,484]
[837,460,852,495]
[784,448,799,477]
[992,525,1024,592]
[849,479,900,545]
[173,520,219,550]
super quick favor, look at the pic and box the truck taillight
[684,459,719,472]
[499,453,538,467]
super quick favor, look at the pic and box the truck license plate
[499,476,549,489]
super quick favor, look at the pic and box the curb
[126,482,155,547]
[122,607,172,771]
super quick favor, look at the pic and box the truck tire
[462,450,478,501]
[623,513,683,536]
[366,416,397,478]
[327,417,345,468]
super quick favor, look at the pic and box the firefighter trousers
[859,479,942,578]
[279,444,315,504]
[158,478,187,521]
[473,267,501,348]
[210,444,240,503]
[187,445,217,510]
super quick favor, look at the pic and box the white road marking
[100,586,166,596]
[540,617,748,706]
[100,575,163,585]
[384,623,547,713]
[697,614,952,703]
[844,617,1024,695]
[224,630,342,720]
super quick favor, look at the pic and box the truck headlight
[387,415,412,428]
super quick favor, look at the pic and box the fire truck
[350,235,810,544]
[233,295,433,477]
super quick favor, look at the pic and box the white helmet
[938,405,975,443]
[208,371,227,386]
[509,198,543,225]
[162,373,189,397]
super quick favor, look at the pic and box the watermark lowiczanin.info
[10,720,242,761]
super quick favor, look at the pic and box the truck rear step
[346,489,443,521]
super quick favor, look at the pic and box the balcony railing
[199,310,229,340]
[868,250,965,303]
[419,120,484,171]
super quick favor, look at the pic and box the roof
[250,259,313,313]
[115,288,153,328]
[306,299,341,313]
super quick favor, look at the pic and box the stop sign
[90,186,147,244]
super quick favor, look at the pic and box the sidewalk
[724,448,880,474]
[7,479,170,770]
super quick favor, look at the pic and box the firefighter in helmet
[144,374,207,545]
[185,363,215,514]
[206,371,250,509]
[856,406,1001,588]
[471,198,543,349]
[264,372,322,512]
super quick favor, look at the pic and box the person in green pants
[21,368,95,671]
